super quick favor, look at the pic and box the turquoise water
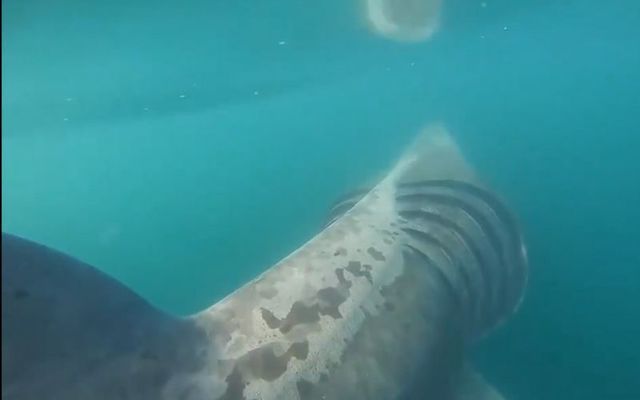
[2,0,639,398]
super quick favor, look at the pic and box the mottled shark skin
[1,124,528,400]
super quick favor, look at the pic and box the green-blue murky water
[2,0,639,398]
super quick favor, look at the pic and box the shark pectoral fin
[451,363,506,400]
[1,233,205,399]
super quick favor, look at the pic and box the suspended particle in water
[364,0,442,43]
[278,40,287,46]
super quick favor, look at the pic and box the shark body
[2,124,528,400]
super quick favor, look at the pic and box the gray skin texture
[1,233,211,399]
[1,125,527,400]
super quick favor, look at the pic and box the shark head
[2,123,527,400]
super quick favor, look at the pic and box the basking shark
[2,124,528,400]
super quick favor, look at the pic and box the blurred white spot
[65,97,73,102]
[481,2,487,8]
[63,117,69,122]
[409,61,416,67]
[365,0,442,42]
[179,94,187,98]
[503,26,509,31]
[480,34,486,39]
[143,107,150,111]
[278,40,287,45]
[253,90,260,96]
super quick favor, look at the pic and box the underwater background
[2,0,639,398]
